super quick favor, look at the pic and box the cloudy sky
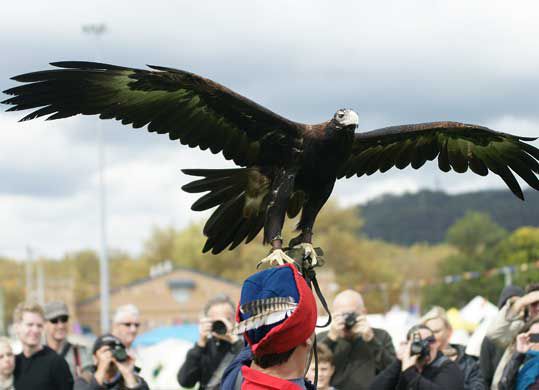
[1,0,538,259]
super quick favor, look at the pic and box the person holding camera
[74,334,149,390]
[177,294,243,390]
[498,316,539,390]
[370,324,464,390]
[487,283,539,389]
[422,306,486,390]
[319,289,396,390]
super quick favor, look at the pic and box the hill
[359,189,539,245]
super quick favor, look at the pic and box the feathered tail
[181,168,269,254]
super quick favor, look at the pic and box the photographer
[487,283,539,389]
[177,294,242,390]
[75,334,148,390]
[422,306,486,390]
[499,316,539,390]
[319,289,396,390]
[369,324,464,390]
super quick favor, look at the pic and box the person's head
[497,285,524,309]
[332,289,366,339]
[43,301,70,344]
[91,334,126,378]
[306,343,335,390]
[111,304,140,349]
[332,289,366,316]
[0,337,15,380]
[237,264,317,372]
[203,294,235,324]
[13,302,45,350]
[422,306,452,351]
[525,283,539,319]
[406,324,439,364]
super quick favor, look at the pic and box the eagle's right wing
[3,61,303,167]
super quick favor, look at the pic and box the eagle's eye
[337,112,344,119]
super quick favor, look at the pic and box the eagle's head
[332,108,359,131]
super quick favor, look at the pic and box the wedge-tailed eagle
[3,62,539,264]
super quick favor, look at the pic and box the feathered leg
[259,167,297,266]
[289,184,334,265]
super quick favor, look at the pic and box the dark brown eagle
[3,61,539,265]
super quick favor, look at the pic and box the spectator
[221,263,317,389]
[422,306,486,390]
[12,302,73,390]
[487,283,539,389]
[0,337,15,390]
[369,324,464,390]
[480,285,524,387]
[319,289,396,390]
[43,300,92,378]
[75,334,149,390]
[177,294,242,389]
[111,304,140,357]
[498,316,539,390]
[306,343,337,390]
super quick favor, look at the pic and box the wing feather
[339,122,539,199]
[3,61,303,167]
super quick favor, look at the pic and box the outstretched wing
[338,121,539,199]
[2,61,302,167]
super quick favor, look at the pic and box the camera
[344,312,358,330]
[410,333,432,358]
[211,320,227,335]
[110,341,128,362]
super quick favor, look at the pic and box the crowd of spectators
[2,274,539,389]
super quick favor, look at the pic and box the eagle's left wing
[338,121,539,199]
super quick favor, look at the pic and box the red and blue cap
[235,264,317,357]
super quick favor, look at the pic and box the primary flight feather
[3,61,539,264]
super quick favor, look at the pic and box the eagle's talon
[293,243,318,267]
[258,249,296,268]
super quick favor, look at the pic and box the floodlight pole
[82,23,110,333]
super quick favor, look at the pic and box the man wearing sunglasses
[370,324,464,389]
[44,301,92,379]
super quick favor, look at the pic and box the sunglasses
[120,322,140,328]
[424,336,436,344]
[50,315,69,324]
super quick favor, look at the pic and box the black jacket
[369,351,465,390]
[74,365,149,390]
[450,344,487,390]
[319,328,396,390]
[178,338,243,389]
[14,345,74,390]
[479,336,504,387]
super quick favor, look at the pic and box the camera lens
[344,312,357,330]
[211,320,227,335]
[111,343,128,362]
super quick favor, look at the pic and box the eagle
[3,61,539,265]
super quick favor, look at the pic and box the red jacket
[240,366,303,390]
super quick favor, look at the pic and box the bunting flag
[358,259,539,293]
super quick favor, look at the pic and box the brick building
[77,265,241,334]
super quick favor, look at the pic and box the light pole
[82,23,110,333]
